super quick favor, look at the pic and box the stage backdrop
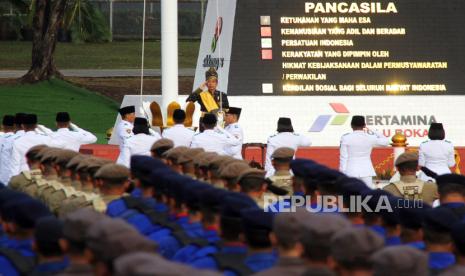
[191,0,465,145]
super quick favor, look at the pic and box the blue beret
[423,207,461,232]
[290,159,318,178]
[221,193,258,218]
[399,201,432,229]
[0,190,29,216]
[337,177,371,197]
[35,216,63,245]
[200,188,231,212]
[436,174,465,188]
[149,168,176,193]
[2,198,51,228]
[183,181,211,209]
[241,207,274,232]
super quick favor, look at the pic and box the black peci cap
[173,109,186,121]
[202,113,217,125]
[2,115,15,127]
[23,114,38,125]
[56,112,71,123]
[226,107,242,116]
[118,106,136,116]
[351,116,366,127]
[15,113,26,125]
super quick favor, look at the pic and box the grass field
[0,79,119,143]
[0,40,200,70]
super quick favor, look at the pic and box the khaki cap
[94,164,130,180]
[331,227,384,264]
[219,161,250,179]
[371,245,428,276]
[86,218,156,262]
[209,155,235,170]
[62,208,105,242]
[237,168,266,183]
[177,148,205,164]
[66,154,90,170]
[194,152,218,168]
[55,150,80,166]
[151,138,174,152]
[271,147,295,160]
[395,152,419,166]
[162,146,189,162]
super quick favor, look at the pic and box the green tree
[6,0,110,83]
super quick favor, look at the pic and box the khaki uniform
[9,169,42,192]
[383,175,438,205]
[269,170,293,194]
[58,191,100,217]
[82,194,122,213]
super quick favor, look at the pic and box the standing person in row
[339,115,390,189]
[115,106,136,164]
[117,117,161,167]
[0,115,16,182]
[224,107,244,160]
[51,112,97,151]
[265,117,312,176]
[418,123,455,181]
[0,114,26,184]
[11,114,53,177]
[190,113,240,156]
[162,109,194,147]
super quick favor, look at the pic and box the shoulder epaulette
[92,197,107,213]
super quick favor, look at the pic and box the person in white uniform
[0,113,27,184]
[264,117,312,176]
[339,116,390,188]
[0,115,16,183]
[115,105,136,164]
[190,113,240,155]
[10,114,53,177]
[224,107,244,160]
[50,112,97,151]
[418,123,455,181]
[117,117,161,167]
[162,109,194,147]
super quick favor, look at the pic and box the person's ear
[59,238,69,253]
[269,232,278,247]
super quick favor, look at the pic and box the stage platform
[79,144,465,175]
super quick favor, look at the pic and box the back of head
[2,198,51,230]
[436,174,465,200]
[301,212,351,262]
[241,207,274,249]
[331,227,384,270]
[15,113,26,128]
[351,115,365,129]
[173,109,186,124]
[150,138,174,158]
[2,115,15,130]
[277,117,293,133]
[428,123,445,140]
[423,207,460,245]
[238,169,266,193]
[133,117,150,135]
[202,113,217,129]
[56,112,71,124]
[371,246,428,276]
[94,163,130,189]
[34,216,64,257]
[23,114,38,130]
[86,218,156,264]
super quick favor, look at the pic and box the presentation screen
[227,0,465,96]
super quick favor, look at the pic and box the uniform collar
[274,170,292,176]
[16,130,25,135]
[429,252,456,269]
[57,128,70,132]
[400,175,418,183]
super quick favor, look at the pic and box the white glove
[69,122,79,131]
[36,124,53,135]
